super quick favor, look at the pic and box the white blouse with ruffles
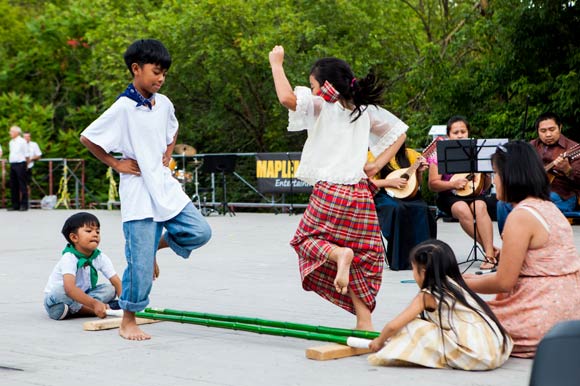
[288,86,408,186]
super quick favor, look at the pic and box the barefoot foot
[119,312,151,341]
[331,247,354,295]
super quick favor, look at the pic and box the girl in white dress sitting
[368,239,512,370]
[269,45,407,330]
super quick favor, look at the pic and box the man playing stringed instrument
[497,112,580,233]
[427,116,498,270]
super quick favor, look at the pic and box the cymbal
[174,144,197,156]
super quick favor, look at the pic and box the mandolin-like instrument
[450,172,485,197]
[384,137,442,199]
[544,144,580,183]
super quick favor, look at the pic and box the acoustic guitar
[450,172,485,197]
[384,137,442,199]
[544,144,580,183]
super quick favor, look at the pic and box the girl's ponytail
[350,72,385,121]
[310,58,385,122]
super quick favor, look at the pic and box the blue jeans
[44,283,116,317]
[119,202,212,312]
[497,192,577,234]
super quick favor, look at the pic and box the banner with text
[255,152,312,194]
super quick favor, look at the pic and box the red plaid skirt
[290,180,384,314]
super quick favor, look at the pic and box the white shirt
[9,136,28,163]
[81,94,190,222]
[288,86,408,185]
[44,251,117,293]
[26,141,42,169]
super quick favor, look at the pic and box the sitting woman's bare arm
[464,207,547,293]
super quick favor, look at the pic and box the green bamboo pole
[141,307,379,339]
[135,312,359,345]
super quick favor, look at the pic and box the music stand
[201,154,237,216]
[437,138,508,272]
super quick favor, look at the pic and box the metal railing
[1,153,307,213]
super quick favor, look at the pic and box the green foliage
[0,92,54,149]
[1,0,579,205]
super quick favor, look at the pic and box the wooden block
[305,343,372,361]
[83,317,161,331]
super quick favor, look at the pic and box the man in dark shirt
[530,112,580,210]
[497,112,580,233]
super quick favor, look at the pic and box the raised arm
[269,45,297,111]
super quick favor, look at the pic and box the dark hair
[124,39,172,76]
[409,239,510,356]
[310,58,385,122]
[534,111,562,131]
[380,142,410,178]
[446,115,471,136]
[61,212,100,244]
[491,140,550,203]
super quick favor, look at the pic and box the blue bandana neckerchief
[63,244,101,289]
[118,83,155,110]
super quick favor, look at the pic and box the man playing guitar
[497,112,580,233]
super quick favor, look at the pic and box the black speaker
[529,320,580,386]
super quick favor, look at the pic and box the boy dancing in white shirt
[81,39,211,340]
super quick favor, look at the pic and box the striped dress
[368,281,513,370]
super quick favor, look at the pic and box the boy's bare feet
[119,311,151,341]
[330,247,354,295]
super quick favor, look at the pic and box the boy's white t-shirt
[81,94,190,222]
[44,251,117,293]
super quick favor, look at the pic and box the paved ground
[3,208,575,386]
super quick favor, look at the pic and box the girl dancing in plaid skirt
[269,46,408,330]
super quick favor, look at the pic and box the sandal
[479,256,496,270]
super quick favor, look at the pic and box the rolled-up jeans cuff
[118,298,149,313]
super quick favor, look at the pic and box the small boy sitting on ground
[43,212,122,320]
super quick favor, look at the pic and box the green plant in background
[1,0,578,206]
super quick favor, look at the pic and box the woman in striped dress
[269,46,407,330]
[368,240,512,370]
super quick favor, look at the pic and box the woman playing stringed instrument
[372,141,437,270]
[427,116,498,270]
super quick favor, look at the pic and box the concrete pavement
[2,209,570,386]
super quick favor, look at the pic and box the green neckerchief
[63,244,101,289]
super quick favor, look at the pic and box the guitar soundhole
[401,174,410,180]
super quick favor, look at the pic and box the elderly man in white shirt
[8,125,29,211]
[23,132,42,190]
